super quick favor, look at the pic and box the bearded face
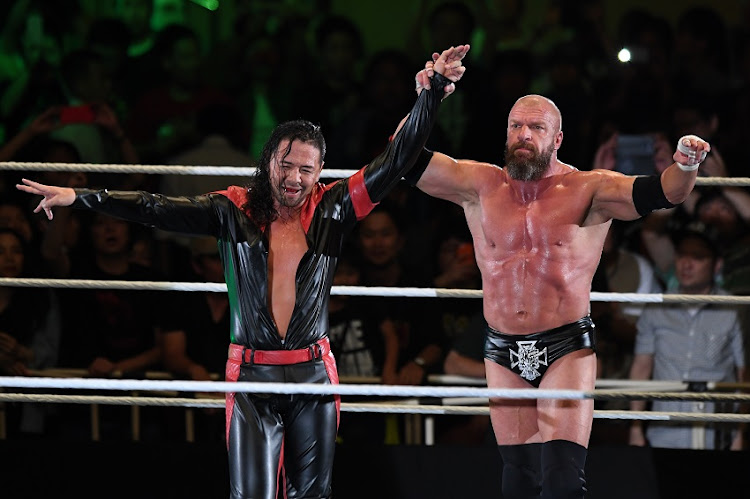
[504,140,556,181]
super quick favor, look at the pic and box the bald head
[504,94,564,180]
[511,95,562,133]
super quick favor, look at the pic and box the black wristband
[431,72,452,99]
[632,175,675,217]
[403,148,434,186]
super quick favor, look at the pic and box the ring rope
[0,393,746,423]
[2,278,750,304]
[0,161,358,178]
[0,161,745,186]
[1,376,749,402]
[28,368,695,391]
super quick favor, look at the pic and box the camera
[615,134,655,175]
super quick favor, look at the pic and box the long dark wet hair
[243,120,326,227]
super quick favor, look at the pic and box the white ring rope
[0,376,588,398]
[1,376,748,402]
[0,161,746,186]
[0,161,358,178]
[0,393,746,424]
[2,278,750,304]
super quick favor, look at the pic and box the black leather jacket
[72,73,449,351]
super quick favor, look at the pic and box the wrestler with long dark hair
[17,45,470,499]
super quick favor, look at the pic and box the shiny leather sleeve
[71,189,229,237]
[358,72,450,203]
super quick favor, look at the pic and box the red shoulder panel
[348,168,377,220]
[214,185,248,210]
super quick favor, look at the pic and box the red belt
[228,338,330,365]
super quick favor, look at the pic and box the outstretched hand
[415,44,470,99]
[15,178,76,220]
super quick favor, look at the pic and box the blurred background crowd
[1,0,750,451]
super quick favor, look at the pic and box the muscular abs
[469,173,609,334]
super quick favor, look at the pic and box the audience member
[325,49,415,172]
[0,2,65,138]
[328,244,400,444]
[591,220,663,382]
[0,195,45,274]
[629,225,745,450]
[356,204,446,390]
[589,220,663,445]
[292,15,364,142]
[460,48,534,165]
[595,9,674,139]
[56,212,171,440]
[155,102,251,278]
[438,312,493,445]
[119,0,156,59]
[411,1,484,159]
[0,227,61,438]
[124,23,232,165]
[50,48,141,189]
[83,16,134,116]
[431,213,483,344]
[160,235,229,442]
[534,40,596,168]
[672,6,733,98]
[328,245,399,382]
[115,0,158,102]
[641,189,750,296]
[0,108,88,277]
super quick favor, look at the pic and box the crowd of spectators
[1,0,750,449]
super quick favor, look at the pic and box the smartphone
[59,105,96,124]
[615,134,655,175]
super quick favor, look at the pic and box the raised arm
[354,44,470,205]
[399,51,487,206]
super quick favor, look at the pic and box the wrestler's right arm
[16,178,223,236]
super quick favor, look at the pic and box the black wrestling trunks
[484,316,596,387]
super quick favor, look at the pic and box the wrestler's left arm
[590,135,711,223]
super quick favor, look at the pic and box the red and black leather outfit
[70,73,449,499]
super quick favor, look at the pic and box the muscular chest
[476,183,590,253]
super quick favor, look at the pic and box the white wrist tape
[676,135,707,171]
[676,161,700,171]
